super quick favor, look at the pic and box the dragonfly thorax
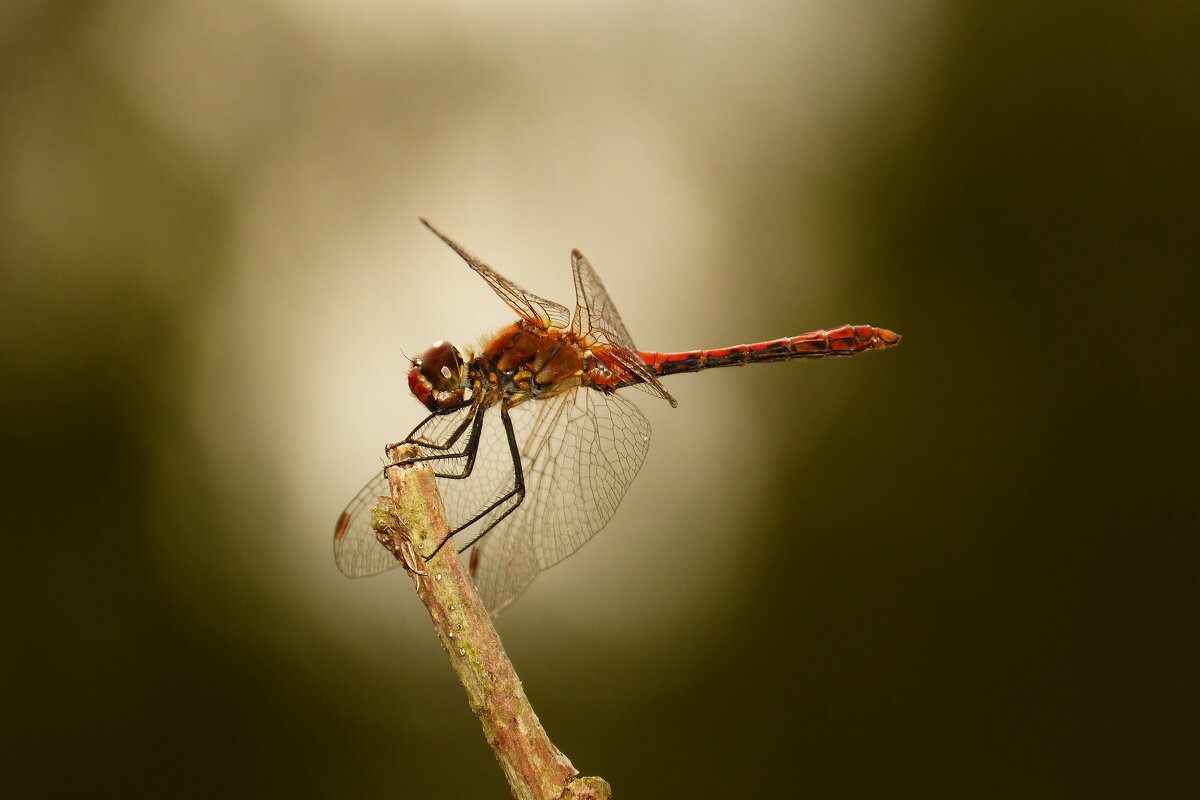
[478,321,590,404]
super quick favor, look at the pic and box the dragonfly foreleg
[382,401,487,481]
[392,408,487,481]
[388,400,475,452]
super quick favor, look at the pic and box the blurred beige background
[2,2,1195,797]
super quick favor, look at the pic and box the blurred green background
[2,2,1195,797]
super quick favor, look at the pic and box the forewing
[420,218,571,329]
[333,405,479,577]
[569,249,678,407]
[468,387,652,615]
[333,470,398,577]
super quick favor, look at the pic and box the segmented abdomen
[636,324,900,378]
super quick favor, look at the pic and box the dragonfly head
[409,340,467,411]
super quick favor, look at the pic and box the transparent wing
[420,218,572,330]
[333,469,397,577]
[334,388,651,613]
[467,387,652,615]
[569,249,678,408]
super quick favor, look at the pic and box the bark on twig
[372,444,611,800]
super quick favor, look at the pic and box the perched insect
[336,220,900,614]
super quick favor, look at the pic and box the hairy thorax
[477,321,589,405]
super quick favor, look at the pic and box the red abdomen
[636,325,900,378]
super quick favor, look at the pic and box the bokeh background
[3,2,1196,797]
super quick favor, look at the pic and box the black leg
[388,401,474,452]
[384,403,481,479]
[425,401,526,559]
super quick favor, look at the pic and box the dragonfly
[335,219,900,615]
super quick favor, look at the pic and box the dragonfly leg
[396,408,486,480]
[384,402,484,480]
[424,402,526,560]
[386,400,474,452]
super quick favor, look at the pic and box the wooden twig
[372,444,611,800]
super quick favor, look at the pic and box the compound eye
[420,341,462,392]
